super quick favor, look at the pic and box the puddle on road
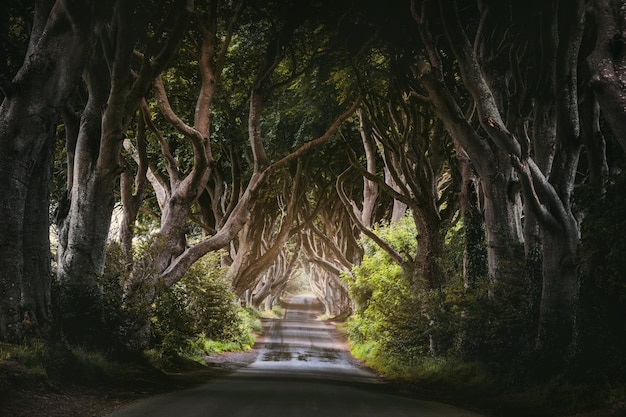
[261,346,341,363]
[296,349,341,362]
[262,349,293,362]
[316,348,341,362]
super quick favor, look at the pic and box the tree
[302,181,358,317]
[405,0,587,363]
[118,0,362,346]
[351,85,457,292]
[412,1,526,294]
[54,0,192,344]
[0,0,99,341]
[586,0,626,154]
[228,163,303,300]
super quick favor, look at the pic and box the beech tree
[402,0,594,363]
[228,164,303,300]
[0,0,100,341]
[54,0,192,343]
[115,0,361,346]
[2,0,625,385]
[586,0,626,154]
[343,84,457,292]
[412,3,527,293]
[302,175,359,316]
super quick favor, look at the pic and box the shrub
[343,211,530,378]
[151,252,257,359]
[344,214,430,369]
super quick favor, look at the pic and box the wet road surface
[107,294,483,417]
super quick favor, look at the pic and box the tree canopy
[1,0,625,389]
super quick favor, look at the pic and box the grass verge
[344,337,626,417]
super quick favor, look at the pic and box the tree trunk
[536,217,579,360]
[21,134,55,337]
[416,68,524,286]
[0,0,94,341]
[119,109,149,266]
[357,108,379,227]
[481,161,525,286]
[586,0,626,153]
[55,1,192,346]
[456,144,486,288]
[55,44,119,344]
[232,164,302,297]
[411,209,446,290]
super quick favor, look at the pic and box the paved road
[107,294,483,417]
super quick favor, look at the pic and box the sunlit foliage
[151,252,258,360]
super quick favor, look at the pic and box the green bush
[151,252,257,360]
[344,214,431,371]
[343,212,530,378]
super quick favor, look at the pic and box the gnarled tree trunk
[55,0,192,345]
[0,0,95,341]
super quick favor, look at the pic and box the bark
[231,163,302,296]
[56,3,137,343]
[0,0,95,341]
[374,138,407,223]
[524,2,558,332]
[534,0,585,360]
[586,0,626,153]
[357,108,379,227]
[455,143,486,288]
[418,68,525,286]
[55,0,193,345]
[251,241,301,309]
[438,0,585,361]
[579,90,609,192]
[56,41,113,285]
[119,103,149,265]
[21,127,55,338]
[412,2,525,289]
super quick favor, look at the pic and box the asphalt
[106,294,483,417]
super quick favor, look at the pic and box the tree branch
[337,168,409,270]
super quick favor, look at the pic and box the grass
[0,339,165,390]
[259,303,286,319]
[0,341,49,381]
[343,336,625,417]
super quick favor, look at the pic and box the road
[107,294,483,417]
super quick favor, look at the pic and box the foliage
[54,242,260,361]
[151,252,258,360]
[0,0,33,79]
[344,214,428,368]
[342,212,625,415]
[344,213,531,378]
